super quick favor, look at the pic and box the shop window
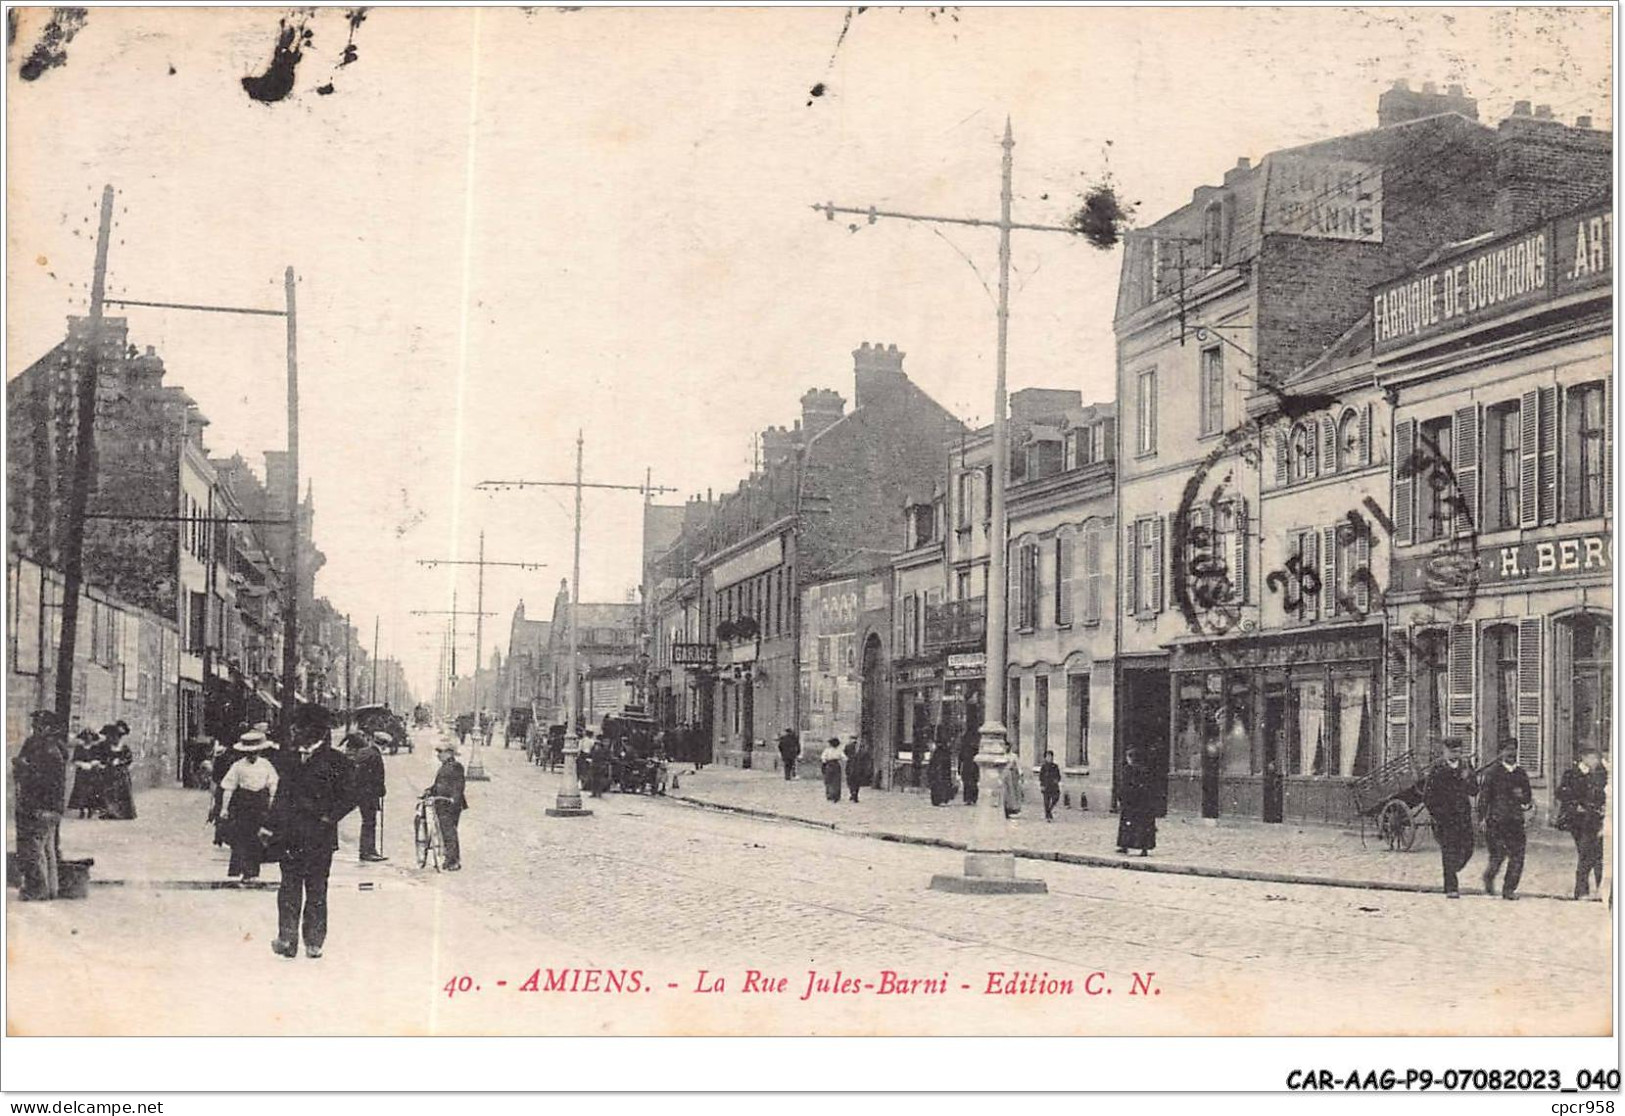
[1330,674,1374,778]
[1199,346,1224,436]
[1288,675,1326,775]
[1485,400,1521,530]
[1289,422,1316,482]
[1067,673,1090,767]
[1416,415,1454,542]
[1565,381,1607,520]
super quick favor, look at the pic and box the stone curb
[669,793,1577,903]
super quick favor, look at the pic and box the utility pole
[279,268,300,745]
[478,434,675,820]
[411,597,493,728]
[417,533,545,780]
[343,612,353,731]
[371,616,380,704]
[818,120,1076,895]
[53,186,115,723]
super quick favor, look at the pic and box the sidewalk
[667,765,1598,901]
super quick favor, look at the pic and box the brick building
[499,600,553,733]
[649,342,964,770]
[545,578,641,729]
[1112,81,1610,820]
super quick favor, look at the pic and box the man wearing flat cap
[263,705,356,958]
[345,731,389,862]
[423,742,468,871]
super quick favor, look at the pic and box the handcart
[1350,750,1432,851]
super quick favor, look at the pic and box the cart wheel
[1379,800,1414,852]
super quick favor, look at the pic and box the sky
[6,5,1612,700]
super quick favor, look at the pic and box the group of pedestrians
[775,728,876,804]
[67,720,138,821]
[1423,736,1608,902]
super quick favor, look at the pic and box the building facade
[798,560,892,778]
[1112,81,1610,819]
[1375,200,1611,819]
[1006,402,1117,808]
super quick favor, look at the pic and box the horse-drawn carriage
[354,704,411,754]
[586,711,667,797]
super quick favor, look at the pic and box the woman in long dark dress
[68,729,108,819]
[218,733,279,881]
[100,721,138,820]
[1116,749,1157,855]
[927,741,956,806]
[958,731,981,805]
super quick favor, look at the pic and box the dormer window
[907,502,937,549]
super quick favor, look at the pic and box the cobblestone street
[6,733,1612,1036]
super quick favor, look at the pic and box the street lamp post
[546,431,592,817]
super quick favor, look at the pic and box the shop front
[1388,532,1612,818]
[1168,627,1382,824]
[941,651,986,747]
[893,661,943,785]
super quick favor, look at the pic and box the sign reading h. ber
[1373,204,1611,352]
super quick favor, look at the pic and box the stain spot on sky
[241,16,311,104]
[17,8,88,82]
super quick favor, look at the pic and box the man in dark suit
[425,743,468,871]
[1422,736,1479,898]
[1478,737,1532,900]
[264,706,356,959]
[12,710,70,900]
[1557,745,1609,900]
[346,731,389,863]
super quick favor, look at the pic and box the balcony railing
[924,596,985,650]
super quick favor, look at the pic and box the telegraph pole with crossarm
[417,532,546,779]
[816,119,1101,895]
[478,431,676,819]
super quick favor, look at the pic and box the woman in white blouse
[219,732,280,881]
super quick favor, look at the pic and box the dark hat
[293,704,334,736]
[100,722,127,739]
[31,709,62,727]
[1439,736,1466,750]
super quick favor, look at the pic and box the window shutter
[1386,636,1410,762]
[1516,617,1542,772]
[1301,530,1319,622]
[1447,621,1475,729]
[1231,498,1248,605]
[1320,414,1337,476]
[1519,388,1540,528]
[1321,525,1337,617]
[1056,534,1074,626]
[1125,522,1139,616]
[1084,525,1101,623]
[1394,419,1416,544]
[1453,403,1480,537]
[1274,428,1289,488]
[1606,378,1614,513]
[1538,384,1558,524]
[1354,530,1371,612]
[1360,403,1373,466]
[1150,516,1165,614]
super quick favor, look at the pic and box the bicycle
[414,795,451,870]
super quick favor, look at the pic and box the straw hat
[235,731,273,753]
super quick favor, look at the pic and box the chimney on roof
[800,387,846,439]
[1512,100,1532,116]
[1378,78,1478,127]
[1223,156,1252,185]
[1535,104,1554,119]
[853,341,907,410]
[1576,114,1594,130]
